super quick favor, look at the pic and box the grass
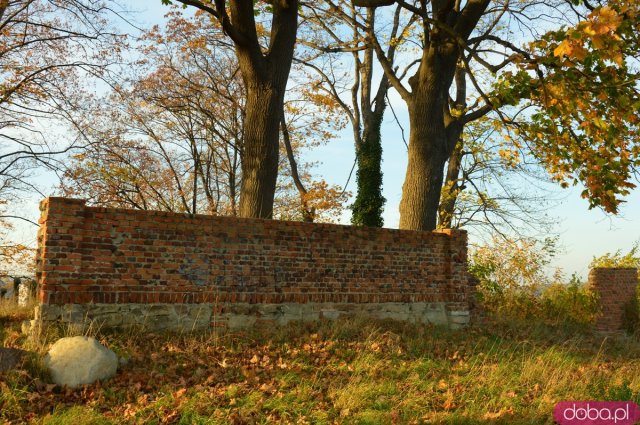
[3,300,640,424]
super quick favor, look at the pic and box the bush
[589,242,640,269]
[540,276,599,327]
[471,238,599,330]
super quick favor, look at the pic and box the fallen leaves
[3,318,640,424]
[482,406,515,420]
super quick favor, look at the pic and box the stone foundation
[33,302,470,332]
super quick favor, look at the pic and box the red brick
[37,197,473,313]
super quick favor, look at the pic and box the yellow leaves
[553,39,586,61]
[592,117,608,131]
[578,6,623,39]
[591,34,607,50]
[450,106,465,118]
[518,2,639,214]
[587,6,623,35]
[552,5,628,64]
[551,41,569,58]
[300,88,342,111]
[389,36,402,47]
[497,148,520,168]
[611,51,625,65]
[471,237,555,290]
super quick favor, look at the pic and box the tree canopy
[0,0,639,272]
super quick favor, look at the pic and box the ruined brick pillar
[588,268,639,333]
[36,198,87,305]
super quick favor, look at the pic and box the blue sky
[302,95,639,279]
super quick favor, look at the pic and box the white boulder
[44,336,118,388]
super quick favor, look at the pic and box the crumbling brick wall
[34,197,472,331]
[589,268,639,333]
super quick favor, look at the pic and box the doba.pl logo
[554,401,640,424]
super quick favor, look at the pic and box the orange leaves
[441,394,457,411]
[482,406,514,420]
[508,0,640,214]
[553,40,587,61]
[585,6,624,37]
[300,179,350,222]
[553,4,628,65]
[172,387,187,399]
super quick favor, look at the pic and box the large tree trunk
[398,97,449,231]
[230,0,297,219]
[365,0,489,231]
[397,40,459,231]
[238,83,283,218]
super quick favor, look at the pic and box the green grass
[3,304,640,424]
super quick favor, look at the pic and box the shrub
[589,242,640,269]
[540,275,599,327]
[470,238,599,330]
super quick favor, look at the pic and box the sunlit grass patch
[4,306,640,424]
[42,406,113,425]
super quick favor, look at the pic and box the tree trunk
[438,138,464,229]
[397,37,460,231]
[351,106,386,227]
[238,83,283,218]
[360,0,490,231]
[349,8,390,228]
[229,0,298,219]
[398,96,449,231]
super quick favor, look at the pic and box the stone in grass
[44,336,118,388]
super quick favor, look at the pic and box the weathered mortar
[34,197,473,331]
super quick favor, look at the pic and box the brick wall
[588,268,639,333]
[34,197,472,331]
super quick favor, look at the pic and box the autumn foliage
[61,10,348,223]
[499,1,640,213]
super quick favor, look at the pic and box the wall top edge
[590,267,638,272]
[40,197,467,238]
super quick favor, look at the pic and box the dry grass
[2,304,640,424]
